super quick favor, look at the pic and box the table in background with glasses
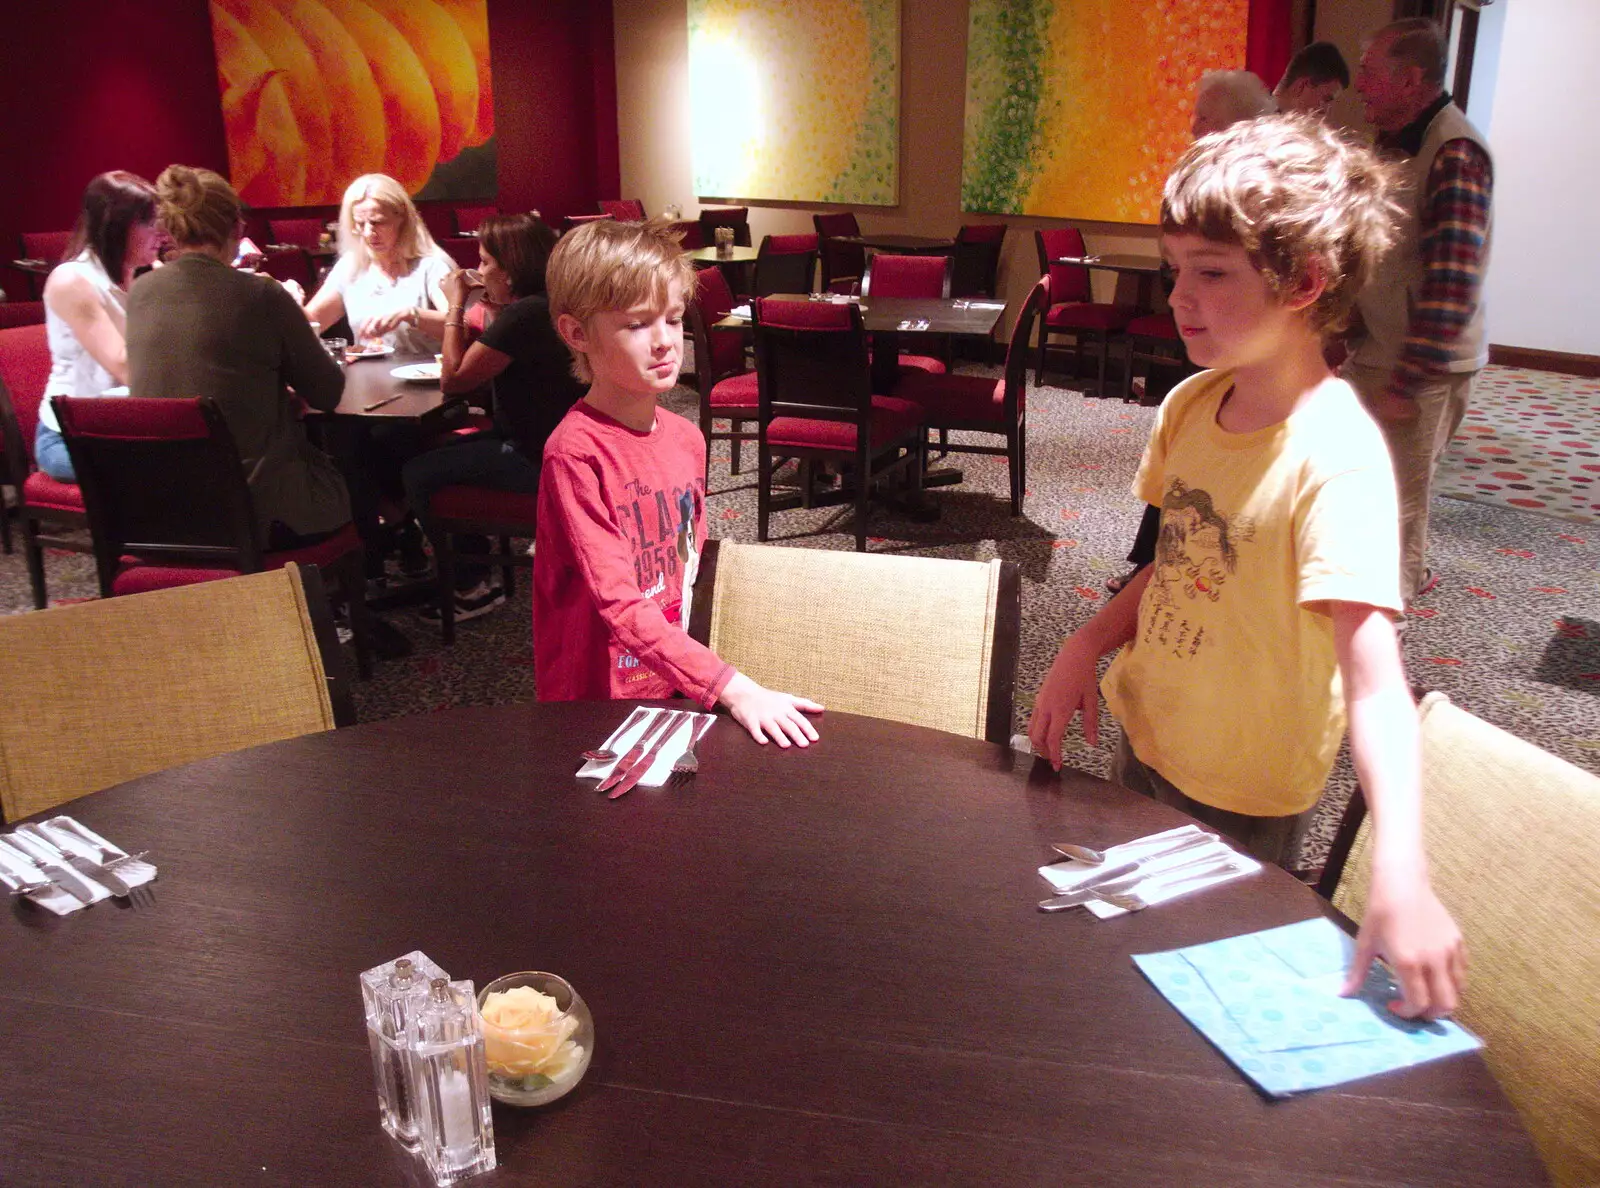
[0,701,1545,1187]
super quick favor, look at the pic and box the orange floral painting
[963,0,1248,224]
[209,0,495,205]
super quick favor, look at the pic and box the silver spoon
[1096,859,1240,912]
[581,706,651,762]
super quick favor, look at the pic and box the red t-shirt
[533,401,733,706]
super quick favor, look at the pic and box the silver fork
[670,716,715,783]
[1096,859,1240,911]
[56,821,154,905]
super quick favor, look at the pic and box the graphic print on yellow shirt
[1144,478,1256,659]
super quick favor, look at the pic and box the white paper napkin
[1037,825,1260,918]
[0,816,156,915]
[1038,825,1208,894]
[576,708,716,789]
[728,304,752,321]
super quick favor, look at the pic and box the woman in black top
[402,213,584,619]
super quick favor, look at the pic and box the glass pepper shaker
[361,952,447,1148]
[409,978,496,1185]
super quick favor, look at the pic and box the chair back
[20,230,71,263]
[953,223,1006,298]
[1036,227,1091,304]
[560,213,614,235]
[440,237,479,269]
[598,199,647,221]
[1325,692,1600,1188]
[453,204,498,235]
[267,218,324,250]
[0,323,51,470]
[53,395,263,579]
[0,564,350,822]
[1001,279,1048,409]
[688,266,746,386]
[752,299,871,426]
[258,246,315,290]
[813,212,865,291]
[690,540,1020,743]
[752,234,818,297]
[0,302,46,329]
[698,206,751,247]
[415,204,456,244]
[861,253,952,299]
[668,219,704,250]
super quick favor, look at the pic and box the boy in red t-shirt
[535,219,823,747]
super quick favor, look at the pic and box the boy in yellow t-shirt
[1028,116,1465,1022]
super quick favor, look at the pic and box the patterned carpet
[4,364,1596,874]
[1438,364,1600,524]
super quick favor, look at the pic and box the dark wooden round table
[0,703,1546,1186]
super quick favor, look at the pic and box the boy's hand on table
[721,672,823,748]
[1027,635,1100,771]
[1342,867,1466,1020]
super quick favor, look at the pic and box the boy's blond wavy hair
[1162,114,1402,334]
[546,219,698,383]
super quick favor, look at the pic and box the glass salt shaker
[410,978,496,1185]
[361,952,448,1148]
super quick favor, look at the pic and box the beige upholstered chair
[688,540,1020,743]
[1322,692,1600,1188]
[0,564,352,822]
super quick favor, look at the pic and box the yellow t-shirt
[1102,369,1403,817]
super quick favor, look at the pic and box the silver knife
[597,709,673,792]
[3,832,97,903]
[1038,842,1228,911]
[609,711,690,800]
[1037,861,1144,911]
[38,823,133,897]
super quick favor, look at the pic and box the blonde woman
[301,174,453,353]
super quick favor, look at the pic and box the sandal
[1105,566,1144,595]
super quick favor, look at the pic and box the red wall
[0,0,619,275]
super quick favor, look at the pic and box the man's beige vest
[1351,100,1493,375]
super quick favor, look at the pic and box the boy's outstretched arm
[1330,600,1466,1020]
[719,672,823,749]
[1028,565,1152,770]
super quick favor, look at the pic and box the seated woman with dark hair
[37,171,163,481]
[402,213,586,622]
[126,165,350,550]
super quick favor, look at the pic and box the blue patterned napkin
[1133,917,1482,1097]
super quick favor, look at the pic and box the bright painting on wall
[962,0,1248,224]
[208,0,496,207]
[688,0,900,206]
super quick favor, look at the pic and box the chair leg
[437,531,457,646]
[854,449,869,552]
[1035,327,1047,388]
[1095,333,1109,398]
[336,551,374,679]
[22,517,47,609]
[498,534,515,598]
[729,421,742,476]
[0,496,11,555]
[1011,423,1026,516]
[757,445,771,542]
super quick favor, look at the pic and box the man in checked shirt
[1344,18,1493,606]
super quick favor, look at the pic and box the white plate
[391,363,441,383]
[345,345,395,359]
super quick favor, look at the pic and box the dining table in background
[0,701,1545,1186]
[1056,252,1166,313]
[835,232,958,255]
[316,352,468,428]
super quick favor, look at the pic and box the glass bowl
[476,971,593,1106]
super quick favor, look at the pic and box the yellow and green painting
[689,0,899,206]
[962,0,1247,224]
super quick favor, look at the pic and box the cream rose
[480,985,584,1080]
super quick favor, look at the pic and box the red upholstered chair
[267,218,325,250]
[1120,312,1192,404]
[895,278,1046,516]
[439,237,480,269]
[668,219,705,250]
[686,267,757,477]
[598,199,647,221]
[416,204,457,244]
[453,204,498,235]
[0,324,92,599]
[424,487,535,645]
[52,395,373,678]
[1035,228,1134,395]
[699,206,751,248]
[860,253,952,378]
[751,234,818,298]
[20,231,71,264]
[560,212,614,235]
[952,224,1007,298]
[258,246,315,291]
[813,212,865,295]
[0,302,45,329]
[752,299,923,552]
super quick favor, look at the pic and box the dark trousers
[402,433,540,587]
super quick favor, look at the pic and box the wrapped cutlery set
[0,816,155,913]
[1038,824,1259,917]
